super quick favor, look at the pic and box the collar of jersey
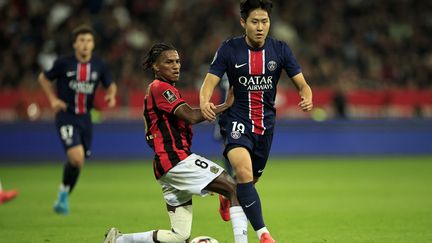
[243,35,266,51]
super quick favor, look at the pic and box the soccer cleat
[218,194,231,221]
[53,190,69,214]
[0,190,18,204]
[103,227,122,243]
[260,232,276,243]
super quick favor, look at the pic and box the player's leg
[227,147,275,242]
[205,171,248,243]
[251,134,276,243]
[54,145,85,214]
[0,179,18,204]
[64,145,85,191]
[111,201,193,243]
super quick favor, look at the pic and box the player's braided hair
[142,43,176,72]
[240,0,273,20]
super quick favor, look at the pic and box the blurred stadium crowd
[0,0,431,120]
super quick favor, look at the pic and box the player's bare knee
[68,157,84,168]
[235,167,253,183]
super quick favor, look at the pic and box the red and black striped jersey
[143,79,192,179]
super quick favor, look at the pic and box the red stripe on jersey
[248,50,266,134]
[248,50,265,75]
[249,91,265,135]
[75,63,90,114]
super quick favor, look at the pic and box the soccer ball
[190,236,219,243]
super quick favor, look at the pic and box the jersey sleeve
[151,82,186,114]
[281,42,302,78]
[43,58,64,82]
[99,61,113,88]
[208,41,230,78]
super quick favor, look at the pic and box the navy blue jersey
[209,36,301,135]
[44,55,113,115]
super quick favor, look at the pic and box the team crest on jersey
[230,130,241,139]
[163,90,177,103]
[267,61,277,71]
[91,71,98,81]
[210,166,220,174]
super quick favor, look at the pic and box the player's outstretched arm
[174,91,233,125]
[38,72,67,113]
[292,73,313,112]
[199,73,221,121]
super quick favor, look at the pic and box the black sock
[237,182,265,231]
[62,162,80,194]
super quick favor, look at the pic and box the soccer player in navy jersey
[38,25,117,215]
[200,0,313,242]
[103,43,248,243]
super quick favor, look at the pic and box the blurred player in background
[38,25,117,215]
[0,179,18,204]
[200,0,313,242]
[103,43,248,243]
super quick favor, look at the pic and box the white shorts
[158,153,224,206]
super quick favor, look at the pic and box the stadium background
[0,1,432,242]
[0,0,431,160]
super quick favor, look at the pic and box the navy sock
[237,182,265,231]
[62,162,80,194]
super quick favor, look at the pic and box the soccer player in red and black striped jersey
[103,43,248,243]
[38,25,117,215]
[200,0,313,242]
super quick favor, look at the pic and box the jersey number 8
[195,159,208,169]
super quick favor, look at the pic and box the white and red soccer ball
[190,236,219,243]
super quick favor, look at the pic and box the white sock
[230,206,248,243]
[116,231,154,243]
[256,227,269,239]
[59,184,70,193]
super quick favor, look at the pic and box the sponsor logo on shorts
[210,166,220,174]
[231,131,241,139]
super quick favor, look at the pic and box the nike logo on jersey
[245,201,256,208]
[235,63,247,68]
[66,71,76,77]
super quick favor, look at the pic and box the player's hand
[105,94,116,108]
[200,102,217,121]
[299,96,313,112]
[50,98,67,113]
[224,87,234,108]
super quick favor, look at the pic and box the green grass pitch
[1,156,432,242]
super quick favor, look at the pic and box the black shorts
[220,119,273,177]
[55,111,93,157]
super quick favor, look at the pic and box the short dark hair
[240,0,273,21]
[142,43,176,71]
[72,24,95,42]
